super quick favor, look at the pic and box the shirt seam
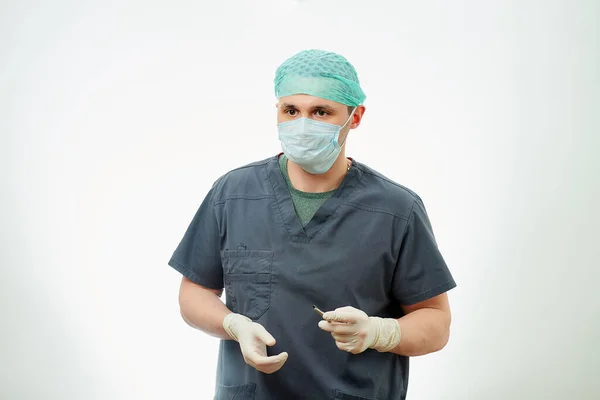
[213,195,274,206]
[226,158,272,173]
[354,165,418,198]
[340,201,411,220]
[400,279,456,304]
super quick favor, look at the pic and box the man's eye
[286,109,297,116]
[315,110,328,117]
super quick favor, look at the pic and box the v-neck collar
[266,153,362,243]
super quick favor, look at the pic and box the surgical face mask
[277,107,357,175]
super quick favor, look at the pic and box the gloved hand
[223,313,288,374]
[317,306,401,354]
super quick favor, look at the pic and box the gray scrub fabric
[168,154,456,400]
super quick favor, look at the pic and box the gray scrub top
[168,154,456,400]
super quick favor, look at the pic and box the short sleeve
[392,196,456,306]
[167,187,223,290]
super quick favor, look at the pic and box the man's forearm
[179,284,233,340]
[389,308,451,357]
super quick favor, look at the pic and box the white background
[2,1,599,399]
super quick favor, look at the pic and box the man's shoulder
[222,156,274,179]
[352,161,421,218]
[210,155,277,202]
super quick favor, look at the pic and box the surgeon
[168,49,456,399]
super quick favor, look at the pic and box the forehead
[278,94,346,109]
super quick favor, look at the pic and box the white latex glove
[317,306,401,354]
[223,313,288,374]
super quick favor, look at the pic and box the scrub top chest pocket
[220,249,274,320]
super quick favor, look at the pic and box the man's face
[276,95,365,143]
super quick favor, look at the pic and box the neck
[287,151,350,193]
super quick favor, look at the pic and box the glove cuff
[368,317,402,353]
[222,313,252,341]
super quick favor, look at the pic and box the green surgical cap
[274,49,366,107]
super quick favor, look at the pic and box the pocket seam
[221,249,274,259]
[333,389,379,400]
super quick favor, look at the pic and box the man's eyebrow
[280,103,337,112]
[312,104,336,112]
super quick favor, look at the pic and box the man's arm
[178,276,290,373]
[178,277,232,340]
[319,196,456,356]
[389,293,452,357]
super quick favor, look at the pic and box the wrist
[222,312,252,341]
[368,317,401,353]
